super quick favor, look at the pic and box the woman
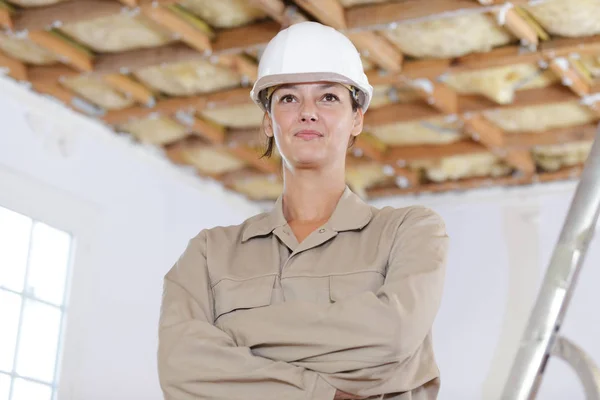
[157,21,449,400]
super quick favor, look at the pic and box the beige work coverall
[158,187,449,400]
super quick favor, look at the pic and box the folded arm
[225,207,448,395]
[157,232,337,400]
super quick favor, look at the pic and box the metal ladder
[501,122,600,399]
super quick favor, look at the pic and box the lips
[294,130,323,140]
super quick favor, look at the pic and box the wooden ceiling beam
[0,7,12,30]
[383,140,488,164]
[27,30,94,72]
[102,73,156,107]
[93,42,199,74]
[548,57,591,97]
[347,31,403,72]
[292,0,346,30]
[91,20,280,75]
[175,113,226,144]
[365,84,581,129]
[503,148,536,175]
[493,4,540,47]
[224,143,280,174]
[139,4,212,54]
[103,96,207,125]
[116,0,137,8]
[212,20,280,53]
[10,0,123,32]
[102,87,252,125]
[346,0,487,29]
[368,35,600,86]
[352,133,386,162]
[215,54,258,83]
[408,78,535,174]
[99,83,581,129]
[0,52,27,81]
[410,79,458,114]
[382,123,598,164]
[248,0,286,23]
[461,114,505,148]
[365,165,582,198]
[505,123,598,148]
[30,81,87,113]
[28,64,79,83]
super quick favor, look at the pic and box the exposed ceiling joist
[10,0,122,32]
[27,30,94,72]
[0,7,12,30]
[382,123,598,163]
[103,73,156,106]
[0,52,26,80]
[366,164,582,198]
[345,0,528,29]
[292,0,346,30]
[348,31,403,72]
[140,3,213,54]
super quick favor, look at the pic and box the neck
[281,163,346,223]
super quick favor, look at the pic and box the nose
[299,103,318,123]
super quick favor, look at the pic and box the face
[263,82,363,170]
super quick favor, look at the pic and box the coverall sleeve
[223,207,448,395]
[157,230,337,400]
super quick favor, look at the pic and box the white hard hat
[250,21,373,113]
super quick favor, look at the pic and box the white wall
[0,76,262,400]
[1,75,599,400]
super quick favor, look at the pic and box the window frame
[0,165,99,400]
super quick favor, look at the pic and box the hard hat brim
[250,72,372,113]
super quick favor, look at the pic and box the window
[0,205,74,400]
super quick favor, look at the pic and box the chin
[287,151,328,169]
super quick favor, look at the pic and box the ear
[350,108,364,137]
[262,112,274,138]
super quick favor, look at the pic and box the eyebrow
[277,83,339,91]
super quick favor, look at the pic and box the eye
[279,94,296,103]
[323,93,340,102]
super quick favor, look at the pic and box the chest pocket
[211,274,276,322]
[329,270,385,302]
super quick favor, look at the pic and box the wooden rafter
[346,0,493,29]
[176,114,226,144]
[20,13,600,88]
[292,0,346,30]
[366,165,582,199]
[140,4,213,54]
[493,4,541,47]
[0,7,12,30]
[92,83,587,131]
[102,74,156,106]
[548,57,591,97]
[3,0,598,202]
[347,31,403,72]
[365,84,584,128]
[225,143,280,175]
[215,54,258,83]
[103,96,207,124]
[10,0,122,32]
[248,0,286,23]
[0,52,27,81]
[382,123,598,164]
[410,79,458,114]
[461,113,507,150]
[369,34,600,86]
[28,30,94,72]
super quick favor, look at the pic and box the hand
[333,389,368,399]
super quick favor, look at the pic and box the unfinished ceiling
[1,0,599,201]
